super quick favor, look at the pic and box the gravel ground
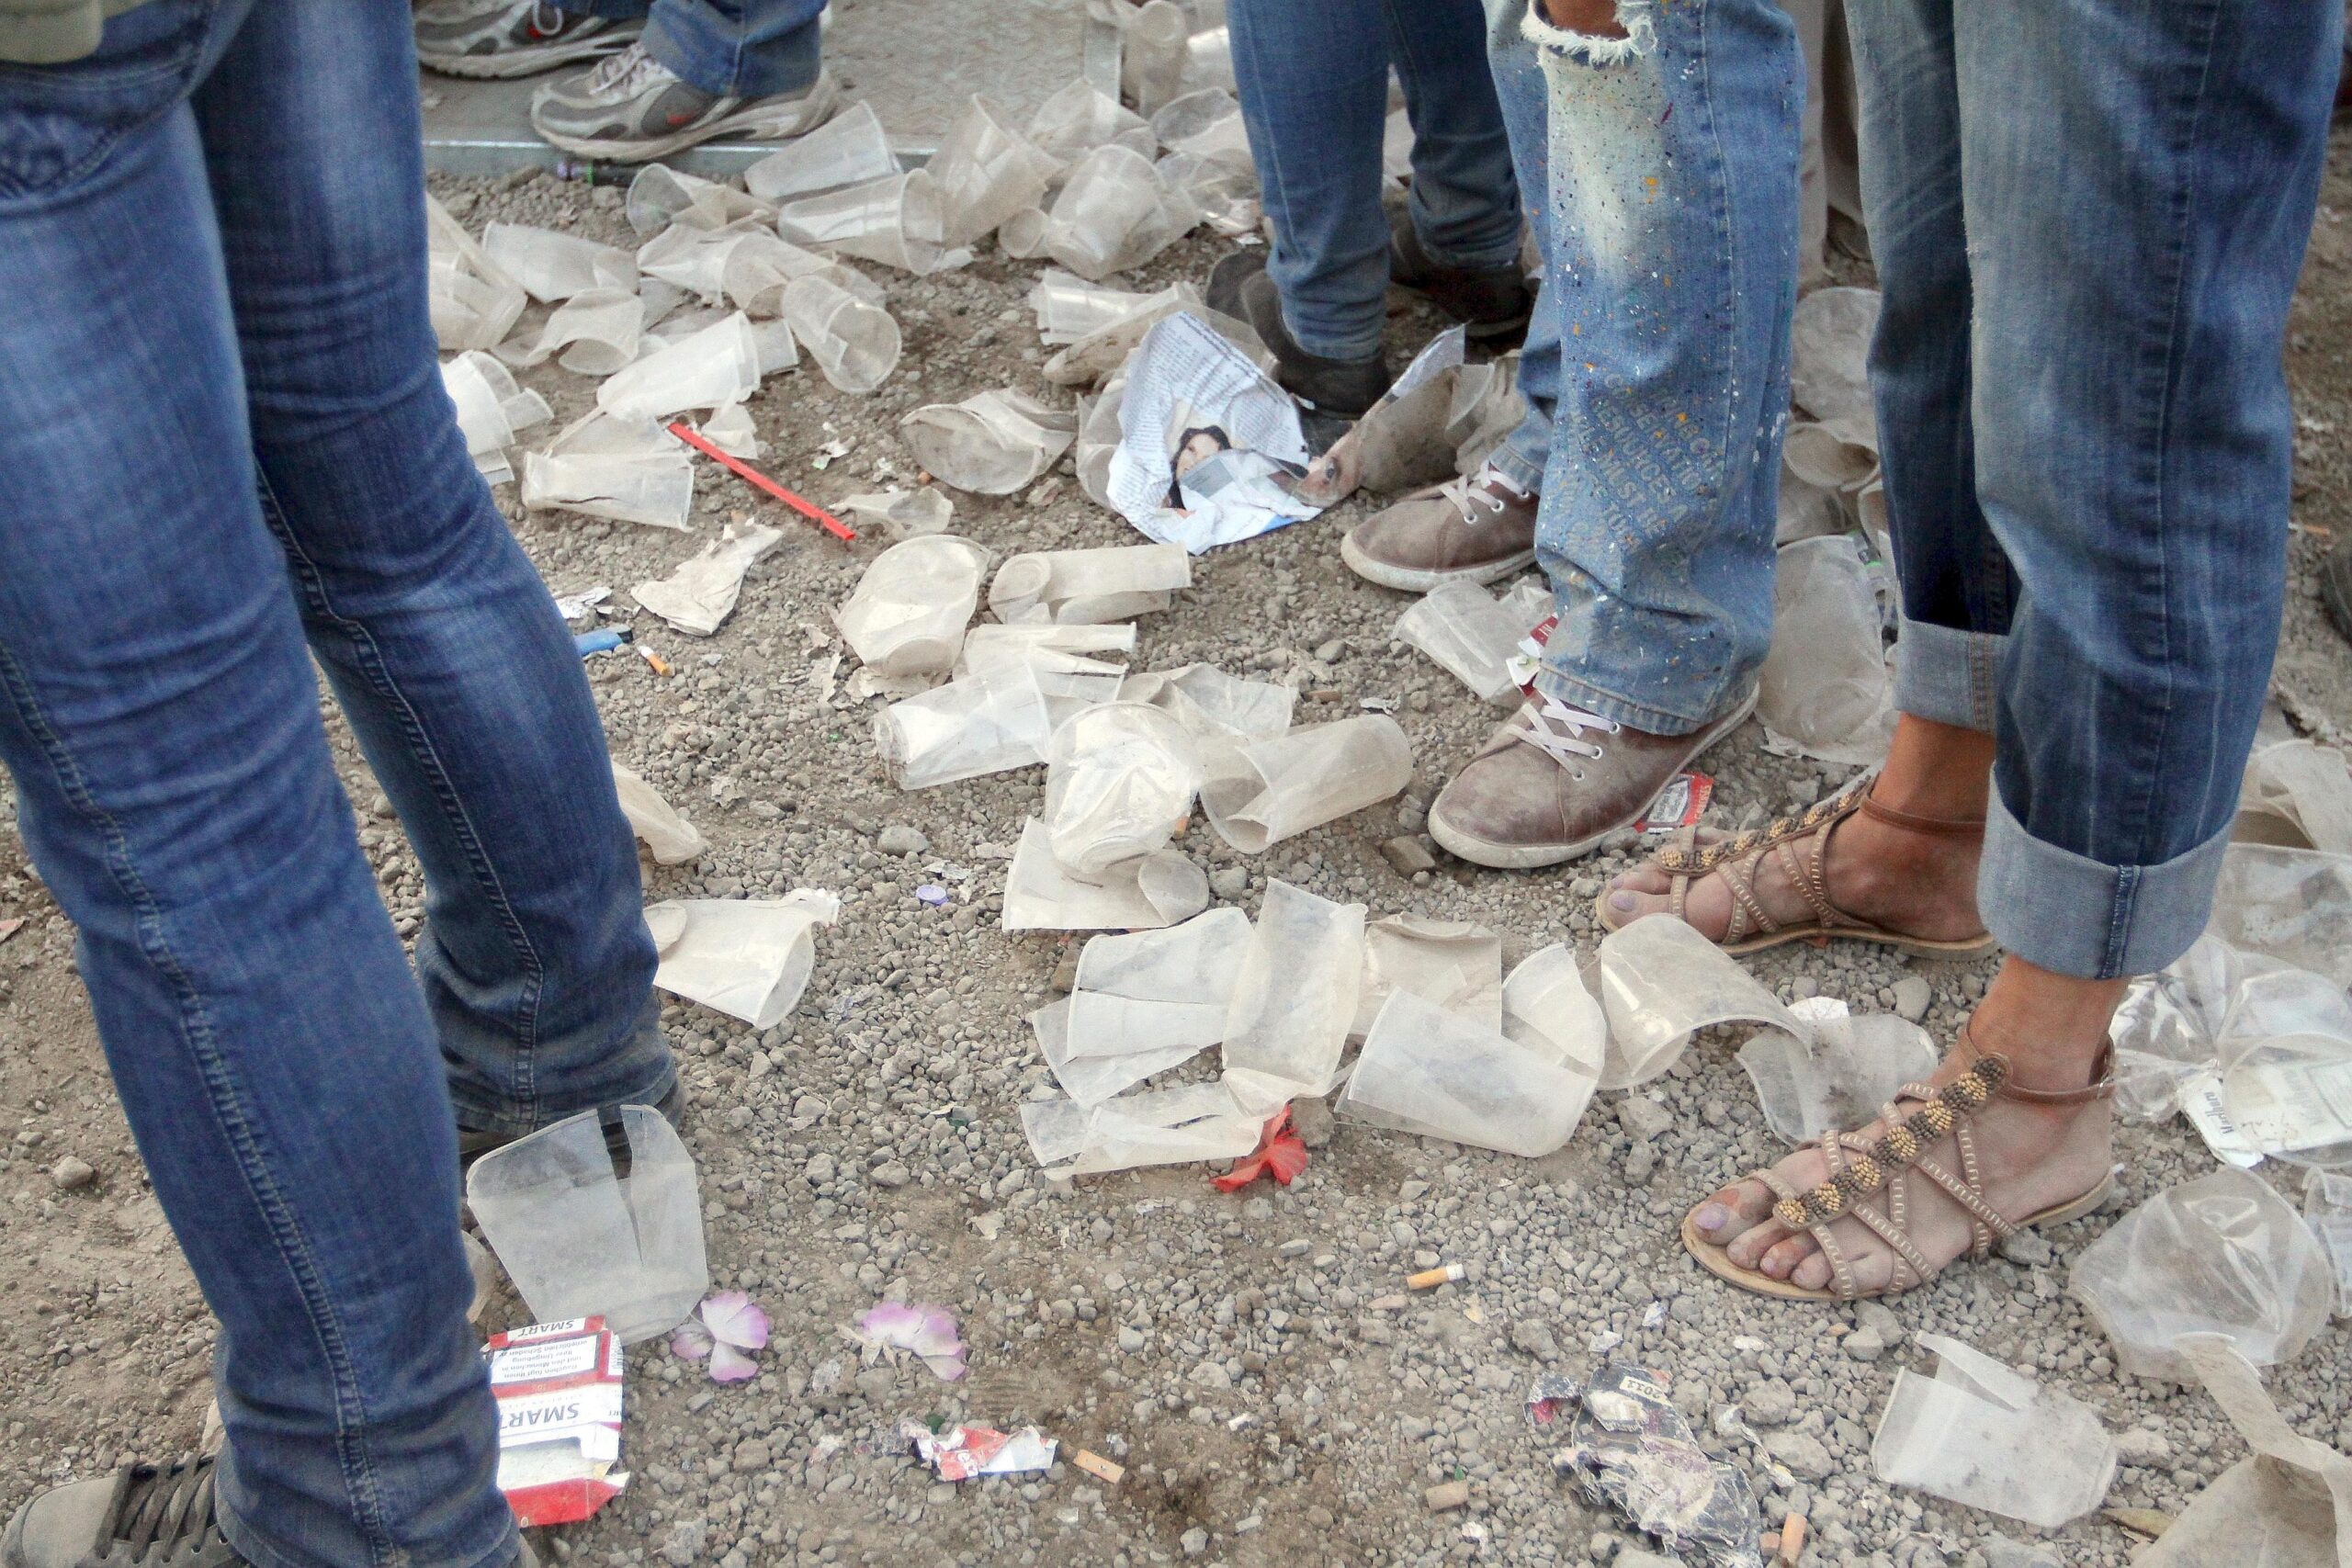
[0,117,2347,1568]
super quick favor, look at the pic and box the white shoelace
[1436,461,1533,527]
[580,40,671,98]
[1512,694,1621,778]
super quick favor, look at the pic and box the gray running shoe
[529,43,842,163]
[4,1457,242,1568]
[414,0,640,81]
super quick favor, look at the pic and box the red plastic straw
[667,421,856,542]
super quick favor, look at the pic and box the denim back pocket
[0,0,224,204]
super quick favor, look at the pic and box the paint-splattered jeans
[1483,0,1801,736]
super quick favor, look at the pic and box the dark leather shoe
[1387,206,1533,341]
[1206,253,1393,445]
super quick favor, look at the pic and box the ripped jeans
[1483,0,1801,736]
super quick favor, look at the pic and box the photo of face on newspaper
[1160,410,1305,515]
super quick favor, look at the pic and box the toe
[1791,1250,1838,1292]
[1691,1179,1777,1243]
[1610,865,1672,895]
[1758,1233,1818,1280]
[1725,1215,1794,1270]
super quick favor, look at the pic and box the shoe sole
[1340,530,1536,593]
[1427,689,1758,870]
[535,74,842,163]
[419,31,639,81]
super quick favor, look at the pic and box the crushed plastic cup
[2069,1168,2332,1382]
[2134,1335,2352,1568]
[833,534,991,676]
[1757,534,1895,766]
[721,234,834,318]
[961,622,1136,671]
[900,391,1078,495]
[1047,908,1250,1102]
[1595,916,1799,1089]
[1197,716,1412,854]
[483,221,637,303]
[1736,998,1939,1145]
[1021,1079,1259,1176]
[691,401,763,459]
[989,542,1190,624]
[633,523,782,637]
[1351,915,1502,1037]
[742,99,899,201]
[1782,416,1879,495]
[612,762,706,864]
[1340,989,1597,1157]
[425,194,526,353]
[1789,285,1880,429]
[1119,663,1294,742]
[1001,816,1207,931]
[597,311,762,422]
[1498,944,1609,1078]
[465,1104,709,1345]
[1042,702,1201,873]
[2207,844,2352,988]
[777,169,954,276]
[1395,581,1541,705]
[646,891,838,1030]
[1001,144,1198,282]
[2304,1168,2352,1315]
[2222,1032,2352,1169]
[499,287,645,376]
[1074,378,1125,507]
[781,274,901,393]
[1030,270,1158,344]
[441,351,551,479]
[2238,738,2352,853]
[874,658,1066,790]
[520,448,693,531]
[624,164,773,237]
[1024,80,1147,163]
[1119,0,1190,116]
[1183,21,1235,92]
[928,95,1062,247]
[1220,879,1363,1112]
[1870,1332,2117,1529]
[836,487,954,538]
[1148,89,1251,171]
[1039,283,1197,386]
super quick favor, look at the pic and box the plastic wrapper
[1594,915,1803,1089]
[520,413,695,531]
[777,168,956,276]
[834,535,991,676]
[441,351,551,483]
[1042,702,1201,873]
[426,194,526,352]
[1351,915,1502,1037]
[1021,1079,1260,1175]
[1119,0,1190,117]
[2069,1168,2331,1382]
[989,542,1190,624]
[1025,79,1148,163]
[1789,285,1879,429]
[1031,271,1159,344]
[1340,990,1595,1157]
[483,221,636,303]
[597,311,761,422]
[2208,844,2352,988]
[836,487,954,538]
[781,274,901,393]
[1001,817,1207,931]
[1395,580,1542,706]
[1047,908,1250,1102]
[927,94,1061,247]
[612,762,706,864]
[742,99,898,201]
[499,288,645,377]
[2306,1169,2352,1315]
[1197,716,1412,854]
[1757,534,1895,766]
[1220,879,1363,1112]
[467,1105,707,1346]
[1870,1332,2116,1529]
[2139,1334,2352,1568]
[2238,739,2352,853]
[1119,663,1295,742]
[900,390,1078,495]
[999,144,1198,282]
[1555,1364,1764,1568]
[633,523,781,637]
[1736,998,1939,1145]
[2222,1032,2352,1170]
[645,890,838,1030]
[624,164,772,237]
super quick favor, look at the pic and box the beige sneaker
[1340,462,1538,592]
[1428,689,1757,868]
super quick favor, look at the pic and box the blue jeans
[0,0,671,1560]
[1854,0,2341,978]
[1227,0,1523,362]
[563,0,822,97]
[1484,0,1801,736]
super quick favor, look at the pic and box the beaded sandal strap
[1770,1056,2009,1230]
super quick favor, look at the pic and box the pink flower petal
[920,1351,968,1382]
[858,1302,926,1345]
[701,1290,771,1351]
[707,1339,759,1383]
[671,1319,715,1361]
[910,1311,963,1362]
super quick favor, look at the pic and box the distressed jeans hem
[1893,616,2000,735]
[1979,788,2233,980]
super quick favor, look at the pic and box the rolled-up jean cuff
[1893,616,2000,735]
[1979,788,2233,980]
[1532,667,1713,737]
[1488,415,1548,494]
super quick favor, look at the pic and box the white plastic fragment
[1042,702,1201,874]
[1148,89,1250,170]
[2306,1169,2352,1315]
[781,274,901,393]
[742,100,899,201]
[1030,270,1159,344]
[425,194,526,352]
[829,487,950,539]
[1498,945,1609,1079]
[1045,908,1251,1103]
[2137,1334,2352,1568]
[1790,286,1880,429]
[961,622,1136,671]
[644,890,840,1030]
[1352,916,1503,1036]
[1395,581,1544,705]
[1220,879,1364,1112]
[624,164,773,236]
[1757,534,1895,766]
[2206,844,2352,988]
[989,543,1190,624]
[482,221,637,302]
[632,523,782,637]
[900,390,1078,495]
[1340,989,1598,1158]
[1870,1332,2117,1529]
[1021,1079,1260,1175]
[875,656,1057,790]
[597,311,762,423]
[1024,80,1148,163]
[2069,1168,2332,1382]
[1595,916,1800,1089]
[1118,664,1295,742]
[612,762,706,864]
[498,288,645,376]
[1001,817,1207,931]
[1196,716,1412,854]
[440,351,552,482]
[2238,739,2352,852]
[1736,998,1939,1145]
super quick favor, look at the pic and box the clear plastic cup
[781,274,902,393]
[742,100,899,201]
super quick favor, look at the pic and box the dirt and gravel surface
[0,118,2347,1568]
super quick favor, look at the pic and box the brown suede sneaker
[1428,688,1757,868]
[1340,462,1538,592]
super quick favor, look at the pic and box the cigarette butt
[1407,1263,1464,1290]
[1778,1512,1807,1563]
[1072,1450,1124,1485]
[639,647,672,677]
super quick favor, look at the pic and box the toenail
[1609,891,1637,911]
[1695,1203,1730,1234]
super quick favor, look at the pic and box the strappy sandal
[1595,774,1996,958]
[1680,1030,2117,1302]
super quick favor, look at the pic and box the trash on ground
[597,310,762,422]
[1002,816,1208,931]
[928,93,1063,248]
[2236,739,2352,852]
[1021,1079,1261,1176]
[1072,1449,1125,1485]
[467,1106,709,1346]
[2205,843,2352,989]
[1044,908,1247,1100]
[836,487,954,537]
[1635,772,1713,834]
[1340,988,1598,1157]
[441,351,552,484]
[743,99,898,201]
[900,389,1079,494]
[1104,313,1320,550]
[1756,535,1895,766]
[499,288,646,377]
[623,164,774,237]
[576,628,631,658]
[876,649,1116,790]
[1042,701,1201,872]
[521,412,695,531]
[1212,1107,1308,1192]
[645,890,840,1030]
[2305,1168,2352,1315]
[1120,663,1295,741]
[1789,287,1879,433]
[482,221,637,304]
[901,1422,1057,1481]
[1596,916,1806,1089]
[484,1316,628,1525]
[1353,915,1503,1035]
[1298,328,1471,505]
[427,193,526,352]
[1395,578,1553,706]
[1554,1363,1766,1568]
[782,273,902,393]
[1220,879,1365,1112]
[835,535,993,676]
[850,1300,967,1382]
[1774,1512,1808,1565]
[1736,998,1939,1145]
[2135,1333,2352,1567]
[1025,79,1149,164]
[632,523,782,637]
[612,762,707,864]
[1001,143,1198,283]
[990,542,1191,625]
[2069,1168,2332,1382]
[1032,269,1162,344]
[1041,282,1206,387]
[667,422,856,541]
[777,167,962,276]
[2223,1028,2352,1170]
[1197,715,1413,853]
[670,1290,772,1383]
[1869,1332,2115,1529]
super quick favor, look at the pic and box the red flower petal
[1212,1109,1308,1192]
